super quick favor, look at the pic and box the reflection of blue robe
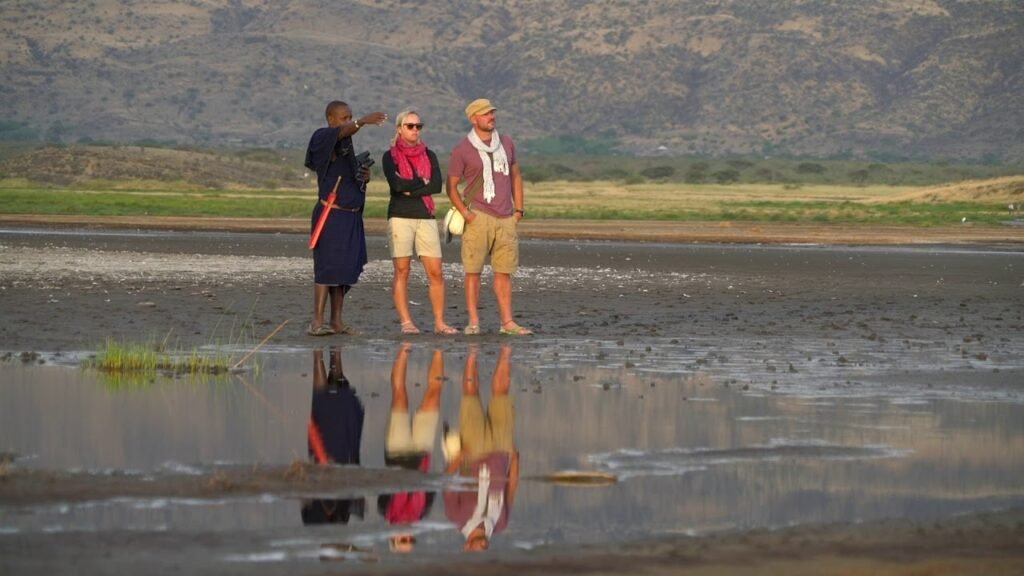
[305,126,367,286]
[302,377,366,526]
[309,383,364,464]
[301,496,365,525]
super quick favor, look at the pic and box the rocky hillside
[1,0,1021,161]
[0,145,302,187]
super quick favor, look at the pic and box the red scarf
[390,140,435,215]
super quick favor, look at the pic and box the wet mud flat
[1,225,1024,574]
[1,225,1022,352]
[2,508,1022,575]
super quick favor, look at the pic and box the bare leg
[312,348,327,389]
[453,347,481,472]
[421,348,444,411]
[494,272,513,327]
[463,346,480,396]
[421,256,453,331]
[328,286,345,332]
[465,273,481,328]
[494,273,531,333]
[312,284,329,329]
[392,257,415,328]
[328,346,343,380]
[390,344,411,412]
[492,344,512,396]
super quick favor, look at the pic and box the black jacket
[382,148,443,219]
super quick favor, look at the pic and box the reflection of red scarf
[390,140,435,215]
[384,455,432,524]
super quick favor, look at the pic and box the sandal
[400,321,421,335]
[307,324,335,336]
[333,323,361,336]
[463,324,481,335]
[434,324,459,335]
[499,322,534,336]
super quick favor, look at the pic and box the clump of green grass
[88,338,232,377]
[86,306,275,390]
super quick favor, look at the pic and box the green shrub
[640,165,676,180]
[713,168,741,184]
[796,162,826,174]
[684,164,708,183]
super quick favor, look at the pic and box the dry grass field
[1,145,1021,226]
[870,175,1024,204]
[3,175,1023,226]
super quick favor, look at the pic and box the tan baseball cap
[465,98,496,120]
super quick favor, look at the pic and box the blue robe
[305,126,367,286]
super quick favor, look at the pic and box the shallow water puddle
[2,341,1023,563]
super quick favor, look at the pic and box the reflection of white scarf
[467,129,509,203]
[460,464,504,540]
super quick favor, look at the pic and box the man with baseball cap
[446,98,533,335]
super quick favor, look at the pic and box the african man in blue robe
[304,100,386,336]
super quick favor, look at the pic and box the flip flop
[499,323,534,336]
[334,324,361,336]
[434,325,459,335]
[307,324,334,336]
[463,324,481,335]
[400,321,421,335]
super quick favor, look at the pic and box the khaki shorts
[461,211,518,274]
[388,218,442,259]
[386,409,440,455]
[458,394,515,459]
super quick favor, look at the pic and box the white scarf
[467,129,509,204]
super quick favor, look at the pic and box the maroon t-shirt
[448,134,517,218]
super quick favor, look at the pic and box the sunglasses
[402,123,424,130]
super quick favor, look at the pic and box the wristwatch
[514,208,525,215]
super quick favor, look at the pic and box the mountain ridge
[1,0,1021,161]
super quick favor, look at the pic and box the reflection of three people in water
[300,344,520,554]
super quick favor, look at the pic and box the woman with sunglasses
[382,109,458,335]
